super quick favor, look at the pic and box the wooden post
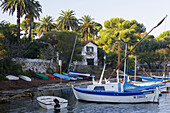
[59,60,62,84]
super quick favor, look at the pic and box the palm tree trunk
[66,25,68,30]
[17,4,21,41]
[28,20,32,41]
[85,32,88,41]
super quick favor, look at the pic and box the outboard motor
[53,98,60,109]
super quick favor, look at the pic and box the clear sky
[0,0,170,37]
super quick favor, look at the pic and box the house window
[86,46,94,52]
[94,86,105,91]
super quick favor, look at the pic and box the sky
[0,0,170,37]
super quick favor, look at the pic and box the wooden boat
[37,96,68,109]
[6,75,19,81]
[69,70,90,79]
[72,83,159,103]
[18,75,31,82]
[35,73,49,80]
[42,73,56,80]
[53,73,70,80]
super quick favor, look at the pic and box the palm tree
[56,9,78,31]
[79,15,95,41]
[0,0,38,41]
[38,15,55,33]
[91,22,102,41]
[24,0,42,41]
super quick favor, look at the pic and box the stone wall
[12,58,57,73]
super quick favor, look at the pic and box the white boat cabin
[87,83,124,92]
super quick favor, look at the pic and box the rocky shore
[0,77,91,103]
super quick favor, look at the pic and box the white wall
[12,58,56,73]
[81,42,98,66]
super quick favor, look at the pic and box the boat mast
[108,15,168,81]
[134,56,137,81]
[68,35,78,73]
[99,55,107,84]
[99,63,106,84]
[123,43,127,82]
[163,50,166,77]
[117,40,120,83]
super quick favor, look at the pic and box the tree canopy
[97,18,146,53]
[156,30,170,40]
[0,0,41,41]
[40,30,82,72]
[56,9,79,31]
[135,39,170,69]
[37,15,55,33]
[79,15,102,41]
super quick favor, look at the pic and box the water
[0,87,170,113]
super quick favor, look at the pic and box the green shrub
[0,75,8,81]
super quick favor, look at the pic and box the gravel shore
[0,77,92,103]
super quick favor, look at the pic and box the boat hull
[6,75,19,81]
[42,73,56,80]
[69,70,90,79]
[18,75,31,82]
[129,81,167,93]
[72,86,159,103]
[37,96,68,109]
[53,73,71,80]
[142,77,170,88]
[35,73,49,80]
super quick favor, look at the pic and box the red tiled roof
[81,40,98,46]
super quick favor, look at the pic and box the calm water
[0,86,170,113]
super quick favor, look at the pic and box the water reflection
[0,87,170,113]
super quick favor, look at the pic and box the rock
[0,97,10,103]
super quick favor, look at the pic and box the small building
[73,40,98,66]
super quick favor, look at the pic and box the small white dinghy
[37,96,68,109]
[18,75,31,82]
[6,75,19,81]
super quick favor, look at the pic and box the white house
[74,41,98,66]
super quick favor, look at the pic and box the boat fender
[53,98,60,109]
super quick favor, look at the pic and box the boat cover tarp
[64,73,78,77]
[123,81,158,92]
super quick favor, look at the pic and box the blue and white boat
[72,63,159,103]
[72,82,159,103]
[72,61,159,103]
[53,73,71,80]
[64,73,78,77]
[129,80,167,93]
[142,75,170,87]
[69,70,91,79]
[63,73,78,80]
